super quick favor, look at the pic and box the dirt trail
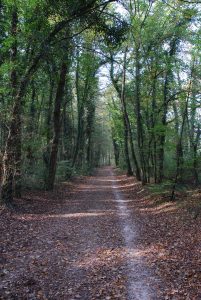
[0,167,160,299]
[109,168,156,299]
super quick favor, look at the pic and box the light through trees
[0,0,200,206]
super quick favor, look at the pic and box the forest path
[0,167,160,300]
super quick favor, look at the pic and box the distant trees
[107,0,201,191]
[0,0,118,206]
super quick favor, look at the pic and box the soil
[0,167,200,300]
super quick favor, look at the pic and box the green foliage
[56,161,74,181]
[0,0,200,201]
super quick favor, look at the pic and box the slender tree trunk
[62,99,68,160]
[135,45,147,184]
[110,52,133,176]
[172,100,184,180]
[72,58,93,168]
[188,88,200,186]
[62,93,74,161]
[157,73,168,183]
[46,62,67,190]
[153,140,157,183]
[72,104,84,168]
[112,136,119,166]
[47,79,54,146]
[11,4,21,198]
[72,60,83,167]
[158,39,178,183]
[150,74,157,183]
[188,122,200,186]
[192,141,199,186]
[171,79,192,200]
[1,5,20,205]
[26,82,36,170]
[127,122,141,180]
[1,88,25,206]
[121,51,133,176]
[86,105,95,167]
[123,118,133,176]
[122,50,141,179]
[43,77,55,169]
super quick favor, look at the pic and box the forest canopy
[0,0,200,206]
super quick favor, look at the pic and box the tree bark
[158,38,178,183]
[192,134,200,186]
[135,45,147,184]
[112,135,120,166]
[121,50,133,176]
[46,62,68,190]
[1,5,19,205]
[110,52,135,176]
[86,103,95,167]
[171,78,192,200]
[72,59,85,168]
[158,73,168,183]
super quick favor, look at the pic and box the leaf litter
[0,167,200,299]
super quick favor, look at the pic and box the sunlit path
[110,168,155,300]
[0,167,161,299]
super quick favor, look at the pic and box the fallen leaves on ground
[0,168,200,299]
[116,173,201,300]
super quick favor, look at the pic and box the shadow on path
[0,167,161,300]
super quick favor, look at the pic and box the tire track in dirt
[110,168,156,300]
[0,166,160,300]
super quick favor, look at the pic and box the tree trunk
[72,58,91,168]
[158,73,169,183]
[1,102,21,206]
[1,5,20,206]
[10,6,21,198]
[46,79,54,146]
[46,62,67,190]
[110,52,133,176]
[127,119,141,180]
[123,118,133,176]
[121,51,133,176]
[43,77,55,171]
[171,79,192,200]
[158,39,178,183]
[188,87,200,186]
[86,104,95,167]
[26,82,37,170]
[135,45,147,184]
[120,55,133,176]
[192,141,199,186]
[112,136,119,167]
